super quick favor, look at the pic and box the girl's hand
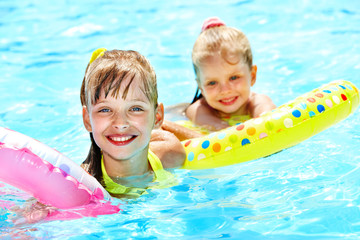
[185,98,230,131]
[160,120,203,141]
[9,198,56,225]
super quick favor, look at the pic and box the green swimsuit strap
[101,150,175,196]
[101,156,147,197]
[147,150,174,182]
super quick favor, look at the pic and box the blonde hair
[80,49,158,182]
[192,26,253,83]
[81,49,158,109]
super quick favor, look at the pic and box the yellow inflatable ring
[181,80,359,170]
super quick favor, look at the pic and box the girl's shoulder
[249,92,273,102]
[150,128,186,168]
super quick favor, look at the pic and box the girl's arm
[161,119,203,141]
[185,98,229,131]
[149,128,186,169]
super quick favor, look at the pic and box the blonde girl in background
[186,17,276,131]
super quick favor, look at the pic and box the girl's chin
[215,107,241,116]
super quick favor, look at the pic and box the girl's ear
[82,106,92,132]
[250,65,257,86]
[154,103,164,129]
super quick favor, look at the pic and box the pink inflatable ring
[0,127,111,209]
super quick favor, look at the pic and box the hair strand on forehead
[121,73,136,100]
[82,49,158,108]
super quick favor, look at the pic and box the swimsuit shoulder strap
[101,151,177,195]
[148,150,174,182]
[101,156,146,197]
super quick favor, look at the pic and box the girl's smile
[219,96,238,106]
[82,74,163,177]
[106,134,136,146]
[198,54,257,116]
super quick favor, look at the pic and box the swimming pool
[1,0,360,239]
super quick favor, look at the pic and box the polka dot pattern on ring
[265,121,274,130]
[292,109,301,118]
[259,132,268,139]
[241,138,250,146]
[332,96,340,104]
[188,152,194,161]
[229,134,238,143]
[298,103,307,110]
[236,124,244,131]
[182,81,356,169]
[247,127,256,136]
[192,140,200,148]
[307,98,316,103]
[325,99,333,107]
[202,140,210,149]
[284,118,293,128]
[212,143,221,152]
[60,164,70,175]
[217,132,226,140]
[345,84,353,90]
[317,104,325,113]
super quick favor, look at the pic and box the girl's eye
[131,107,143,112]
[99,108,110,113]
[207,81,217,86]
[230,75,239,81]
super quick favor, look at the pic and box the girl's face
[83,75,163,164]
[198,54,257,116]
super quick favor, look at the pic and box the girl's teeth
[111,136,131,142]
[222,97,234,102]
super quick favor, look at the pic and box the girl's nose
[112,112,129,130]
[114,124,129,130]
[220,82,231,93]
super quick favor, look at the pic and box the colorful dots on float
[181,80,359,170]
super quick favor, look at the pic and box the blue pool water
[1,0,360,239]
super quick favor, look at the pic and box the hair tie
[201,17,226,32]
[89,48,107,64]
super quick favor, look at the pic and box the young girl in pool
[80,48,195,198]
[186,17,276,131]
[11,48,200,224]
